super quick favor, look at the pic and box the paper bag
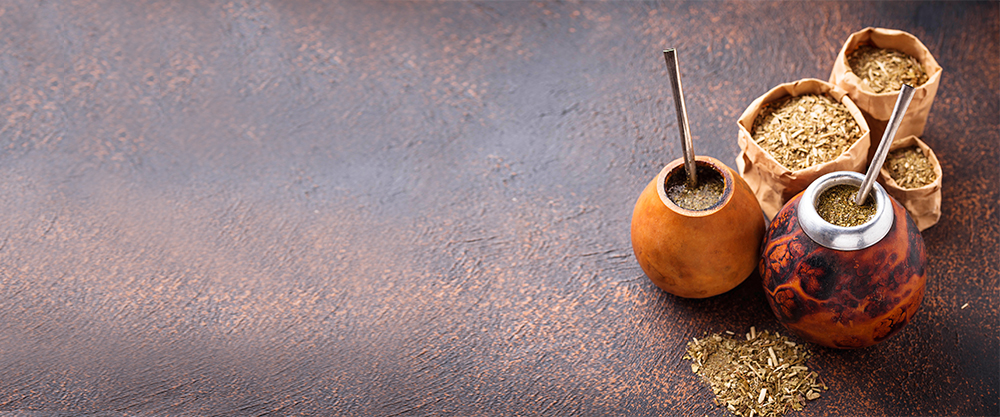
[830,27,943,161]
[736,79,871,220]
[878,135,942,231]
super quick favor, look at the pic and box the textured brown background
[0,1,996,416]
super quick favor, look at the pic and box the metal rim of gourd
[797,171,894,251]
[656,157,734,218]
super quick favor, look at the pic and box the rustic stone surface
[0,1,994,415]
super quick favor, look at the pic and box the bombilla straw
[663,49,697,187]
[854,84,916,206]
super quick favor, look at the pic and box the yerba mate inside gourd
[665,165,725,210]
[847,44,929,93]
[816,184,876,227]
[751,94,863,171]
[886,146,937,189]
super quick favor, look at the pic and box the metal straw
[663,49,697,187]
[855,84,916,205]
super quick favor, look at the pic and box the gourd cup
[631,155,766,298]
[760,171,926,348]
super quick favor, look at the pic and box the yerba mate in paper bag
[830,28,942,160]
[878,135,942,231]
[736,79,871,219]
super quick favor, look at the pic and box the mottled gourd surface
[760,194,927,349]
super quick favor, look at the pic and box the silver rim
[797,171,894,251]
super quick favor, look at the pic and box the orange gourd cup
[631,156,766,298]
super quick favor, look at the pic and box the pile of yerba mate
[886,146,937,189]
[847,45,929,93]
[684,328,826,417]
[751,94,863,171]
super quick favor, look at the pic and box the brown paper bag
[829,27,943,161]
[878,135,942,231]
[736,79,871,220]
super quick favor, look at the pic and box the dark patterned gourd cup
[760,171,926,348]
[631,156,766,298]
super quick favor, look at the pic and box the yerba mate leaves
[847,45,929,94]
[751,94,862,171]
[886,146,937,189]
[684,328,827,417]
[817,184,877,227]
